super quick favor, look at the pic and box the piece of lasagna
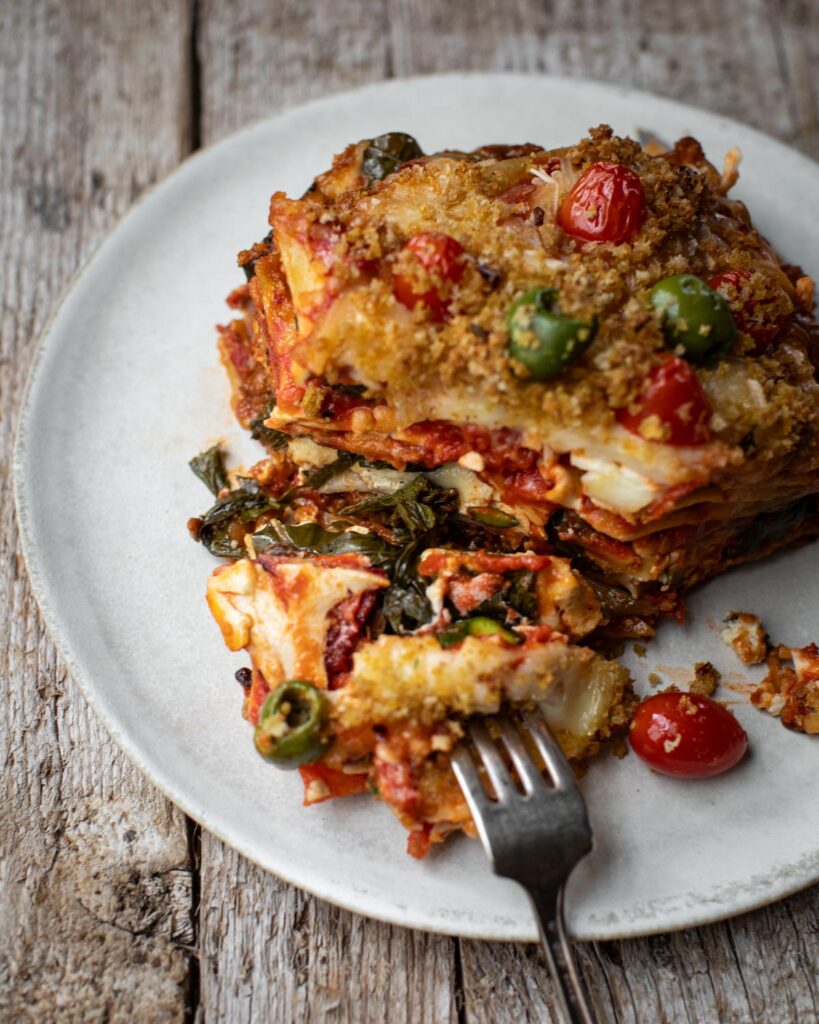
[191,125,819,855]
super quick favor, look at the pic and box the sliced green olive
[436,616,522,649]
[468,506,519,528]
[361,132,423,180]
[650,274,737,362]
[254,680,329,768]
[507,288,597,380]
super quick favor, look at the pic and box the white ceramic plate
[14,74,819,941]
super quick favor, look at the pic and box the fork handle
[527,884,596,1024]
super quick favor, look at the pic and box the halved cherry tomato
[557,162,644,244]
[618,355,711,446]
[393,232,465,320]
[708,270,787,351]
[629,692,747,778]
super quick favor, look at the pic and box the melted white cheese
[207,558,387,687]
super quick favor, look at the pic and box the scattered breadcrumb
[718,610,819,734]
[721,611,768,665]
[689,661,721,697]
[752,643,819,734]
[611,738,629,759]
[647,672,663,688]
[633,643,647,658]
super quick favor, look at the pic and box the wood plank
[197,0,393,143]
[767,0,819,158]
[461,888,819,1024]
[0,3,195,1021]
[196,840,457,1024]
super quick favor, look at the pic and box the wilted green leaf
[189,444,229,497]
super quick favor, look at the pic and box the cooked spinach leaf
[382,582,431,634]
[470,569,538,623]
[277,451,357,504]
[361,132,423,180]
[189,444,229,497]
[250,519,395,568]
[507,570,538,619]
[249,399,289,450]
[301,451,357,490]
[198,479,275,558]
[340,476,457,541]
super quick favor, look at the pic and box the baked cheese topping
[333,632,630,759]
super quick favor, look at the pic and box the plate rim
[13,70,819,942]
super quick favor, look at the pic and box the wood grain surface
[2,1,817,1022]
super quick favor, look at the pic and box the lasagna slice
[193,124,819,854]
[221,126,819,632]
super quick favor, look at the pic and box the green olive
[254,680,329,768]
[436,616,522,649]
[650,274,737,362]
[507,288,597,380]
[361,132,423,180]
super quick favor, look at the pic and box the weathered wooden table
[2,2,818,1021]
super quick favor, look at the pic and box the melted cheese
[206,558,387,688]
[570,452,662,516]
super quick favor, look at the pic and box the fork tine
[522,711,576,789]
[498,718,548,795]
[449,745,488,808]
[466,720,518,801]
[449,745,500,862]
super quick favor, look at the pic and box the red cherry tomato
[557,162,644,244]
[618,355,711,446]
[708,270,786,352]
[393,232,465,320]
[630,692,748,778]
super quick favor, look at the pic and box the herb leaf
[198,479,274,558]
[301,452,357,491]
[250,520,396,567]
[507,570,539,619]
[189,444,229,497]
[339,476,457,541]
[362,132,423,180]
[277,451,357,504]
[382,583,431,634]
[249,399,289,450]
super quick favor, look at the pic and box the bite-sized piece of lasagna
[206,540,633,856]
[193,124,819,854]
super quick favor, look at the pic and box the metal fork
[451,712,596,1024]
